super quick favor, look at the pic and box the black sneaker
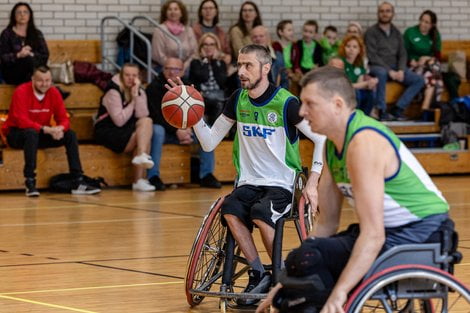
[71,184,101,195]
[200,173,222,189]
[237,270,272,306]
[379,111,396,121]
[390,106,407,121]
[25,178,40,197]
[149,175,166,191]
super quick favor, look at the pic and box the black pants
[7,128,83,179]
[1,57,35,85]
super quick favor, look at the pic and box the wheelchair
[185,171,313,312]
[343,237,470,313]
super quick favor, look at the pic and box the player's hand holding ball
[162,78,205,129]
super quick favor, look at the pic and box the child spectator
[338,34,378,115]
[272,20,297,90]
[293,20,324,74]
[319,25,341,64]
[346,21,363,37]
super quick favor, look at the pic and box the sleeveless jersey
[327,110,448,228]
[233,87,302,191]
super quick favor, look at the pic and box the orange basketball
[161,85,205,129]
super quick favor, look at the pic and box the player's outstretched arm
[193,115,235,152]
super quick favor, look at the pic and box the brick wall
[0,0,468,40]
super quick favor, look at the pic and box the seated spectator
[1,65,100,196]
[251,26,288,88]
[147,57,221,190]
[365,2,424,120]
[152,0,197,73]
[228,1,262,59]
[346,21,363,37]
[293,20,324,74]
[404,10,443,120]
[319,25,341,64]
[0,2,49,85]
[272,20,297,89]
[190,33,227,125]
[94,64,154,192]
[338,34,378,115]
[192,0,231,65]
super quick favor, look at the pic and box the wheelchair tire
[185,197,227,306]
[345,264,470,313]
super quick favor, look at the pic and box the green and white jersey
[327,110,448,228]
[233,87,302,191]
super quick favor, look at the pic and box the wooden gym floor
[0,175,469,313]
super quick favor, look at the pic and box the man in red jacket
[2,65,100,196]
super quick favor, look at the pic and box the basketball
[161,85,205,129]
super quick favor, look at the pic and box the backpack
[49,173,107,193]
[439,97,470,125]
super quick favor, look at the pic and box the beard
[240,67,263,90]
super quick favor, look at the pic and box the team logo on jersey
[354,67,362,76]
[267,112,278,124]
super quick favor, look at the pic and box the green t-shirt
[300,40,316,70]
[282,43,293,69]
[403,25,441,61]
[319,37,341,64]
[326,110,449,228]
[342,57,366,83]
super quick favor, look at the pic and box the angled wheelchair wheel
[185,197,227,306]
[345,264,470,313]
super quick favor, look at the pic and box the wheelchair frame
[185,172,313,310]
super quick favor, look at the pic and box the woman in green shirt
[403,10,443,117]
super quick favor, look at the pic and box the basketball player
[168,44,326,305]
[256,66,453,313]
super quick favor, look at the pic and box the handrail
[100,16,155,82]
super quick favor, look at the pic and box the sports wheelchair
[278,221,469,313]
[185,172,313,311]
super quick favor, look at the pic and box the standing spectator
[404,10,443,119]
[346,21,363,37]
[0,2,49,85]
[2,66,100,196]
[364,2,424,120]
[272,20,297,89]
[228,1,262,59]
[190,33,227,126]
[152,0,197,73]
[192,0,231,65]
[251,26,288,88]
[94,64,155,192]
[338,34,378,115]
[293,20,324,74]
[319,25,341,65]
[147,57,221,190]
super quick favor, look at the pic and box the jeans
[369,66,425,111]
[7,128,83,179]
[356,89,376,115]
[148,124,214,179]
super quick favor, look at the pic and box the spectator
[346,21,363,37]
[364,2,424,121]
[293,20,324,74]
[228,1,262,59]
[272,20,297,89]
[251,25,288,88]
[0,2,49,85]
[404,10,443,119]
[319,25,341,64]
[192,0,231,65]
[152,0,197,73]
[94,64,155,192]
[338,34,378,115]
[1,66,100,196]
[147,57,221,190]
[189,33,227,126]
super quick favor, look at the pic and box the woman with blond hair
[189,33,227,125]
[95,63,155,191]
[338,34,378,115]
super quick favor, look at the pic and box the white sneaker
[132,153,154,169]
[132,179,156,191]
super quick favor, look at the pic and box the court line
[78,261,185,280]
[1,281,182,296]
[0,294,96,313]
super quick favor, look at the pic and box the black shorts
[221,185,292,230]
